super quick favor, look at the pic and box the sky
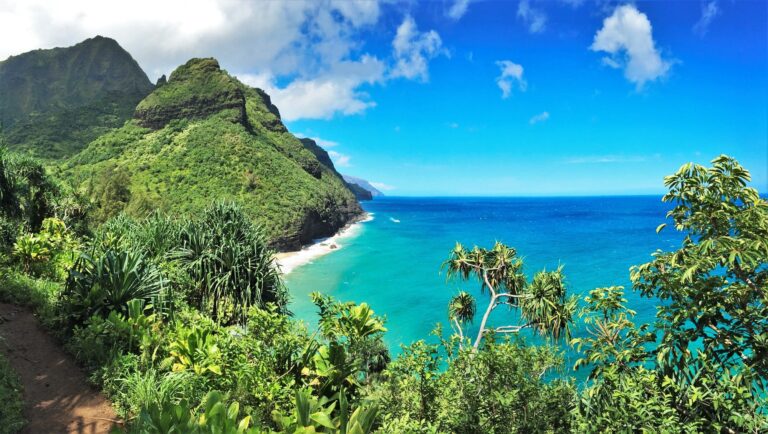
[0,0,766,196]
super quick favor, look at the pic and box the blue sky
[1,0,765,196]
[285,1,767,195]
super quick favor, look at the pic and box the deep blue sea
[285,196,682,381]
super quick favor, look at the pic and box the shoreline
[275,212,373,275]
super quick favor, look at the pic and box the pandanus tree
[444,242,577,349]
[177,201,287,324]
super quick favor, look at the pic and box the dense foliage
[0,153,765,433]
[573,155,767,432]
[62,58,361,249]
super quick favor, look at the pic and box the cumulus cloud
[693,1,719,36]
[391,15,446,81]
[495,60,527,98]
[447,0,472,21]
[590,4,672,89]
[370,181,396,191]
[328,150,352,167]
[517,0,547,34]
[239,54,385,121]
[529,111,550,124]
[0,0,442,121]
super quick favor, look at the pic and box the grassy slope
[64,59,360,247]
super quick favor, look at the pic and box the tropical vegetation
[0,148,764,433]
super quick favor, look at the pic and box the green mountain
[299,138,373,201]
[0,36,154,159]
[63,58,362,249]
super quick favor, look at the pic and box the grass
[0,268,63,330]
[0,350,25,434]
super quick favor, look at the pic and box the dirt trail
[0,303,120,434]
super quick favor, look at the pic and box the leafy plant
[62,248,166,324]
[273,388,378,434]
[165,325,223,376]
[12,232,50,272]
[126,391,257,434]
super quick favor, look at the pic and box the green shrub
[375,338,576,434]
[61,248,167,324]
[67,299,164,370]
[124,390,258,434]
[12,217,79,279]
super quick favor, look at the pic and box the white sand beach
[275,213,373,274]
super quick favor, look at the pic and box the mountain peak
[169,58,222,82]
[0,36,153,158]
[134,57,246,130]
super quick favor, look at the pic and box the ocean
[285,196,682,380]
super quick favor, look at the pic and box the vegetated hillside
[63,58,362,249]
[0,36,154,159]
[342,174,384,198]
[300,138,372,201]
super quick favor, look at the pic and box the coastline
[276,212,373,275]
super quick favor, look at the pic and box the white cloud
[693,1,719,36]
[590,4,672,89]
[517,0,547,34]
[495,60,527,99]
[0,1,443,122]
[328,150,352,167]
[391,15,445,81]
[529,111,550,124]
[370,181,396,191]
[239,54,385,121]
[447,0,472,21]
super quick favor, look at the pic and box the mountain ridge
[0,36,154,159]
[63,56,362,250]
[343,175,384,198]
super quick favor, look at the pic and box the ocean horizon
[285,195,684,382]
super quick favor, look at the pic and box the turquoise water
[285,197,681,377]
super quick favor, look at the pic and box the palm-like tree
[177,201,286,324]
[443,241,576,349]
[448,291,476,346]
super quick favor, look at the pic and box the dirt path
[0,303,120,434]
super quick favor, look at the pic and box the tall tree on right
[576,155,767,432]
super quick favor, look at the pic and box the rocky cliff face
[134,58,248,130]
[66,56,362,251]
[0,36,153,158]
